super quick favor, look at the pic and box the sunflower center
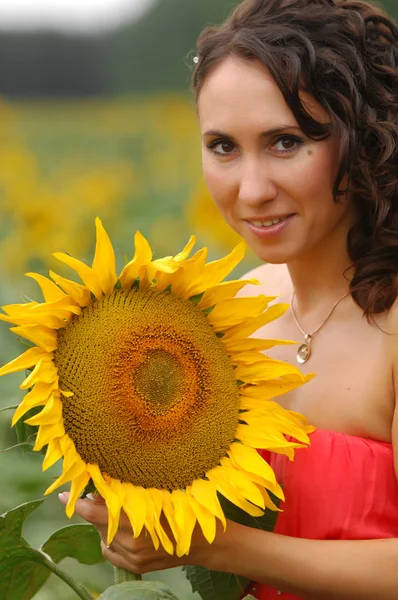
[55,288,240,490]
[133,349,185,414]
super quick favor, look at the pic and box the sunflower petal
[10,325,57,353]
[119,231,153,290]
[207,467,264,517]
[25,273,66,303]
[186,487,216,544]
[148,489,174,555]
[92,218,118,295]
[20,358,58,390]
[223,303,289,340]
[88,465,123,545]
[49,270,92,307]
[53,252,103,300]
[66,470,91,518]
[34,421,65,452]
[198,279,260,310]
[123,483,147,538]
[190,479,226,529]
[171,489,196,557]
[25,393,62,426]
[0,347,47,377]
[45,457,86,495]
[42,437,64,471]
[228,442,277,486]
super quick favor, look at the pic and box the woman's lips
[245,214,295,238]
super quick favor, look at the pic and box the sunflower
[0,218,313,557]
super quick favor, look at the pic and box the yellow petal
[10,325,57,353]
[92,218,118,295]
[219,457,265,509]
[2,302,38,316]
[53,252,103,300]
[228,442,277,486]
[236,423,304,453]
[87,465,123,545]
[34,421,65,452]
[198,279,261,310]
[186,487,217,544]
[45,457,86,495]
[223,337,296,354]
[25,393,62,426]
[25,273,66,303]
[148,489,174,555]
[234,358,304,383]
[207,296,269,331]
[240,373,314,401]
[173,236,196,262]
[207,467,264,517]
[171,490,196,557]
[122,483,147,538]
[42,437,64,471]
[66,470,91,518]
[119,231,153,290]
[241,411,312,444]
[185,242,246,298]
[0,347,47,377]
[50,270,92,307]
[160,248,208,298]
[20,358,58,390]
[12,381,57,426]
[223,303,289,341]
[189,479,226,529]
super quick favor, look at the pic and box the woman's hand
[58,491,223,575]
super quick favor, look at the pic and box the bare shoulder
[238,262,291,299]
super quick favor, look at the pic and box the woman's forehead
[197,56,329,132]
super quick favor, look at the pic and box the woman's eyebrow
[203,125,302,138]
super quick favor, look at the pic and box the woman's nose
[238,160,277,207]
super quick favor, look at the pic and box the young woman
[63,0,398,597]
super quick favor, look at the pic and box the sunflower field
[0,95,259,600]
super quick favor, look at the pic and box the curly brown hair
[192,0,398,320]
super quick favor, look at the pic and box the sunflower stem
[114,566,142,583]
[40,553,95,600]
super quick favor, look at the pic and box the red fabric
[244,429,398,599]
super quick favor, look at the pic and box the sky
[0,0,155,33]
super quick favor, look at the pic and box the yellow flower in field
[0,218,313,557]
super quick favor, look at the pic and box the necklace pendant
[297,342,311,364]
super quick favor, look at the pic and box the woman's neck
[286,242,353,315]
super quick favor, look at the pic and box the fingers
[58,491,132,531]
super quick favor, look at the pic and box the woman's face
[198,57,355,264]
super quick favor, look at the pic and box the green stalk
[114,566,142,583]
[40,554,95,600]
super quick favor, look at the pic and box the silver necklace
[290,290,350,364]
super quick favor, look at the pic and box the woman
[60,0,398,597]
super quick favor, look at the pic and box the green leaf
[98,581,180,600]
[0,502,99,600]
[0,514,53,600]
[42,524,104,565]
[183,568,249,600]
[3,499,45,538]
[242,596,257,600]
[184,495,279,600]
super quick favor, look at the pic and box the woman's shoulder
[239,262,291,300]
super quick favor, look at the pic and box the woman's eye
[272,135,303,153]
[208,140,236,155]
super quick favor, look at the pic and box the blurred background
[0,0,396,598]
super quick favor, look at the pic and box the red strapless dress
[245,429,398,599]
